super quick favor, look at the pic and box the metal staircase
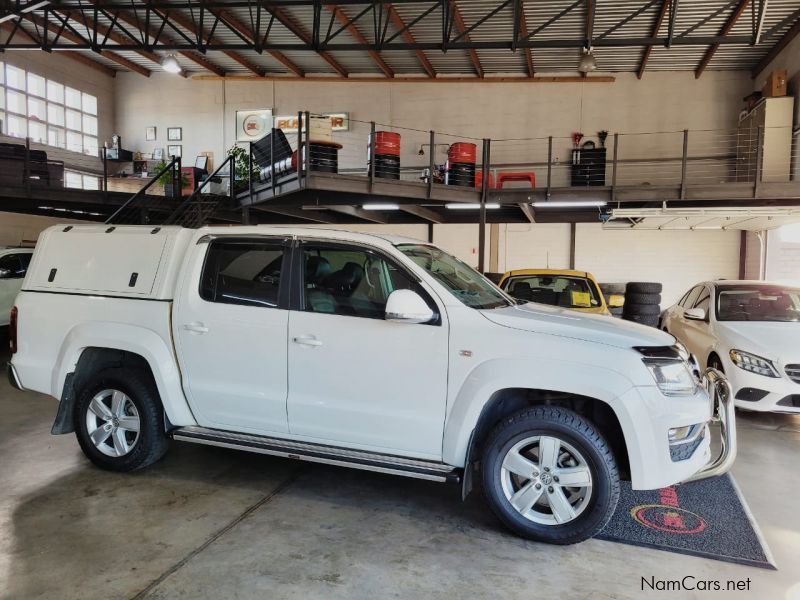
[106,155,235,228]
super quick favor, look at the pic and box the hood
[719,321,800,362]
[481,302,674,349]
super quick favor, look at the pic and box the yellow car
[498,268,624,316]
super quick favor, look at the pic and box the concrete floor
[2,350,799,600]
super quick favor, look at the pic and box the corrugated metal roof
[5,1,798,78]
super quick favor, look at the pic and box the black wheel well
[53,347,163,435]
[469,388,630,481]
[707,351,721,369]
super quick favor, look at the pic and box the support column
[569,222,577,269]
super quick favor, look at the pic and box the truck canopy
[23,225,194,300]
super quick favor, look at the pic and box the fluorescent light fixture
[446,203,500,209]
[161,55,183,74]
[532,200,607,208]
[362,203,400,210]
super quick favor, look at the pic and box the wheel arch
[51,322,196,433]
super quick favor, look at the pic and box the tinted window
[302,243,421,320]
[694,288,711,314]
[717,285,800,322]
[502,275,601,308]
[200,240,285,308]
[682,286,702,309]
[0,252,31,279]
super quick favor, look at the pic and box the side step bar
[172,426,461,483]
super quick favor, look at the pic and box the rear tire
[626,282,662,295]
[624,292,661,305]
[74,367,169,472]
[481,406,620,545]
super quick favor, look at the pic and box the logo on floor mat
[630,486,707,534]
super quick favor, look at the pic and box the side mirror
[385,289,435,324]
[685,307,706,321]
[607,294,624,308]
[0,268,11,279]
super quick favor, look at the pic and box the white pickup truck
[7,225,736,544]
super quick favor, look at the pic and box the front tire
[481,406,620,544]
[74,368,169,472]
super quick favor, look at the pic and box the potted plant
[227,145,259,192]
[154,160,189,198]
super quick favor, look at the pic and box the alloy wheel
[85,389,141,457]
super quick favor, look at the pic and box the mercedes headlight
[729,349,779,378]
[643,358,698,396]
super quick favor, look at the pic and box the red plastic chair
[497,172,536,189]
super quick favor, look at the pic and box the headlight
[643,358,698,396]
[729,349,779,378]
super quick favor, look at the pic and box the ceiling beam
[385,3,435,78]
[212,9,304,76]
[399,205,443,223]
[11,12,145,76]
[638,0,670,79]
[695,0,751,78]
[89,1,226,76]
[517,3,535,77]
[256,2,348,77]
[67,3,187,76]
[326,205,389,223]
[328,5,393,77]
[451,2,484,78]
[139,1,263,76]
[752,13,800,76]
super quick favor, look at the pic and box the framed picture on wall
[167,127,182,141]
[145,126,157,141]
[153,147,164,160]
[167,144,182,158]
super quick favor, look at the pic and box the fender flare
[52,321,197,427]
[442,357,635,468]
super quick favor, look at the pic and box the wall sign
[235,109,273,142]
[274,112,349,133]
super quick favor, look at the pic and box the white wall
[0,212,81,247]
[765,225,800,284]
[114,71,752,173]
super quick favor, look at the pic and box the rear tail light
[9,306,18,354]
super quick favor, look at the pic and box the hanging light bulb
[161,55,182,74]
[578,47,597,73]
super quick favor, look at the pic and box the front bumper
[726,366,800,414]
[622,368,736,490]
[684,368,737,483]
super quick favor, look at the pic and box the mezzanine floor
[1,348,799,600]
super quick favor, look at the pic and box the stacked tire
[622,282,662,327]
[599,283,625,317]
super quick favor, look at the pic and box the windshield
[717,285,800,322]
[397,244,512,310]
[502,274,601,309]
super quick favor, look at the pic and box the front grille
[785,364,800,384]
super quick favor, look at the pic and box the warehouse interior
[1,1,800,598]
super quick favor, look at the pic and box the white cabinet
[736,96,795,183]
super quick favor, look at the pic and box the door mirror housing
[385,289,435,324]
[685,307,706,321]
[607,294,624,308]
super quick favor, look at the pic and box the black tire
[626,282,662,295]
[74,367,170,472]
[623,303,660,316]
[624,292,661,306]
[481,406,620,545]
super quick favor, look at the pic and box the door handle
[183,322,209,334]
[293,335,322,347]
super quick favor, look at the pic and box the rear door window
[200,239,286,308]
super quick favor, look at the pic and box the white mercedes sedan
[662,280,800,414]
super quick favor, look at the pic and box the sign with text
[274,113,349,132]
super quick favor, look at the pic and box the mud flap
[51,373,76,434]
